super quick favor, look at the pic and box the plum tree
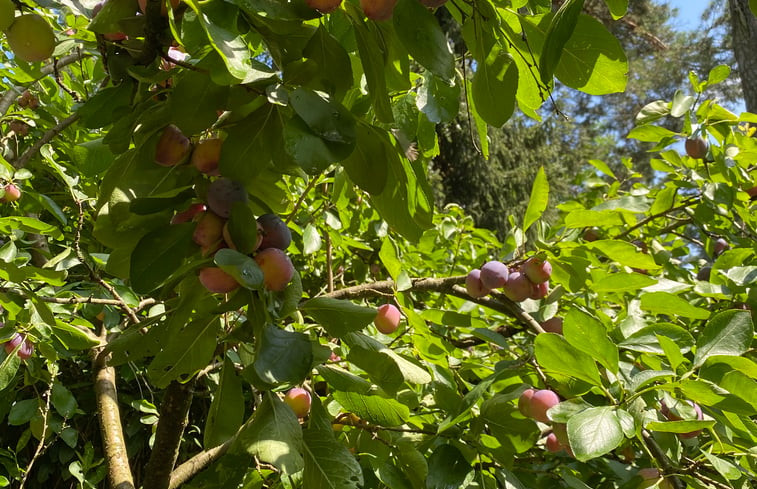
[374,304,401,334]
[198,267,239,294]
[155,124,191,166]
[206,178,248,218]
[360,0,398,20]
[257,213,292,251]
[517,389,534,417]
[522,257,552,284]
[191,138,222,176]
[540,317,563,334]
[0,0,14,31]
[6,14,55,62]
[479,261,509,289]
[1,183,21,203]
[685,136,709,159]
[502,271,531,302]
[306,0,342,13]
[530,389,560,423]
[254,248,294,291]
[192,211,225,254]
[284,388,312,418]
[465,269,491,298]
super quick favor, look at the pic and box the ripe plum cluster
[466,256,552,302]
[158,125,295,295]
[518,388,572,456]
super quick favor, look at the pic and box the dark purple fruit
[206,178,248,218]
[257,214,292,251]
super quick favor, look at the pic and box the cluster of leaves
[0,1,754,489]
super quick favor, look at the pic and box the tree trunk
[728,0,757,113]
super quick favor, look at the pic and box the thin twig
[325,232,334,294]
[19,377,54,489]
[286,175,322,224]
[614,196,700,240]
[13,114,80,169]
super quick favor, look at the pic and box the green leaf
[534,333,602,386]
[593,273,656,293]
[302,25,353,100]
[252,324,313,387]
[523,166,549,232]
[589,240,661,270]
[130,223,194,294]
[316,365,373,395]
[341,123,390,195]
[343,332,431,386]
[393,0,455,81]
[300,297,377,337]
[379,238,402,281]
[302,396,363,488]
[226,202,260,255]
[693,310,754,368]
[0,216,62,239]
[619,324,694,354]
[51,383,78,418]
[640,292,709,319]
[700,452,742,481]
[471,45,518,127]
[706,65,731,86]
[676,379,756,416]
[214,248,264,290]
[51,321,102,351]
[627,125,678,142]
[555,14,627,95]
[426,444,471,489]
[0,351,20,391]
[303,224,322,255]
[563,309,618,374]
[205,357,244,448]
[147,316,221,388]
[540,0,585,85]
[233,392,304,473]
[567,407,624,462]
[635,100,670,124]
[348,10,393,123]
[170,70,229,135]
[8,399,38,426]
[646,419,715,434]
[218,104,276,185]
[751,0,757,17]
[332,391,410,426]
[670,90,695,118]
[417,72,460,124]
[603,0,628,19]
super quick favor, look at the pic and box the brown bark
[728,0,757,113]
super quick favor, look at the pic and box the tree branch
[144,380,196,489]
[94,349,136,489]
[14,113,80,169]
[168,439,233,489]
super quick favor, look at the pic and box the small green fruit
[6,14,56,62]
[0,0,15,31]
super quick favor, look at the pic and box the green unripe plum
[0,0,15,31]
[465,269,491,298]
[155,125,191,166]
[306,0,342,13]
[540,317,563,334]
[502,271,531,302]
[191,138,222,176]
[6,14,55,62]
[284,388,311,418]
[374,303,401,334]
[207,178,248,218]
[480,261,509,289]
[360,0,397,20]
[517,388,535,418]
[685,136,708,159]
[198,267,239,294]
[637,468,672,489]
[257,214,292,251]
[1,183,21,202]
[530,389,560,423]
[254,248,294,291]
[522,257,552,284]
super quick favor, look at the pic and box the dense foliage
[0,1,754,489]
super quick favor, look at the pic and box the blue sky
[665,0,710,29]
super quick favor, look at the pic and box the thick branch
[144,381,196,489]
[641,430,685,489]
[94,351,136,489]
[168,439,232,489]
[321,276,545,335]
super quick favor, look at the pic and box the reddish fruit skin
[419,0,447,6]
[530,389,560,423]
[522,257,552,284]
[696,266,711,281]
[713,238,729,257]
[284,388,312,417]
[637,468,673,489]
[374,304,401,334]
[746,186,757,199]
[545,433,562,453]
[685,136,708,159]
[540,317,563,334]
[4,333,23,354]
[465,269,491,298]
[206,178,248,218]
[2,183,21,202]
[257,214,292,251]
[360,0,398,20]
[17,339,33,359]
[480,261,509,289]
[583,228,600,242]
[306,0,342,13]
[254,248,294,291]
[502,271,532,302]
[171,203,206,225]
[191,138,222,176]
[530,281,549,300]
[192,211,225,251]
[199,267,239,294]
[517,389,535,418]
[155,125,191,166]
